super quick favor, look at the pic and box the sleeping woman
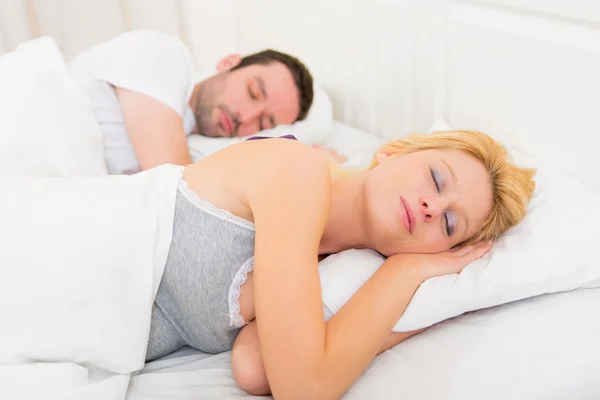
[146,129,535,399]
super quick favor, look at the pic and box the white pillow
[322,120,385,165]
[318,121,600,331]
[0,37,107,178]
[187,80,333,160]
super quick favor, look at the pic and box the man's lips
[220,109,234,134]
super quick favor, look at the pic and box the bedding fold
[0,164,183,400]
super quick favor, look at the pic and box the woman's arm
[379,329,426,353]
[240,139,491,399]
[232,321,425,396]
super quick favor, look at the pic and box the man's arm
[116,87,193,170]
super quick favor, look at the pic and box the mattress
[128,123,600,400]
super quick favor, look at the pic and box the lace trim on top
[227,256,255,328]
[177,178,255,231]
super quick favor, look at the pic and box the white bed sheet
[129,287,600,400]
[127,123,600,400]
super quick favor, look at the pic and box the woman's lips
[400,196,415,234]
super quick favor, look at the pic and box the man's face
[193,60,301,138]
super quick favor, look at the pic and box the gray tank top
[145,178,256,361]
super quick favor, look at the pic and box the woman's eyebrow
[441,158,469,237]
[442,159,457,184]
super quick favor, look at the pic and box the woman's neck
[319,174,372,255]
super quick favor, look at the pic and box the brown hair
[231,49,314,122]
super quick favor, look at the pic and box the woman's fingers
[392,240,494,281]
[459,241,493,263]
[444,241,493,275]
[452,245,474,258]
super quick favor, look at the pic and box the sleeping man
[67,29,344,175]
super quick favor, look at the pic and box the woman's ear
[216,54,242,72]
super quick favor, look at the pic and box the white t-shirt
[67,30,198,175]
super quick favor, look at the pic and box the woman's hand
[389,241,493,282]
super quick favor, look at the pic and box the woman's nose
[420,197,443,222]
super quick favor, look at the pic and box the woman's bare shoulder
[183,138,331,222]
[189,138,329,186]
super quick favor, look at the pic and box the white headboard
[1,0,598,189]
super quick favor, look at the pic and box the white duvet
[0,165,183,400]
[0,37,185,400]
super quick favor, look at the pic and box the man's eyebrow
[255,76,267,99]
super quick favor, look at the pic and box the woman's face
[363,148,493,256]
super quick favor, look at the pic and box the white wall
[435,0,600,190]
[232,0,417,138]
[0,1,238,74]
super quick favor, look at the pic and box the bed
[129,122,600,400]
[129,289,600,400]
[2,1,600,399]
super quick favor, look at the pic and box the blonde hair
[332,130,536,244]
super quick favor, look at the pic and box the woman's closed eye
[444,211,456,236]
[429,166,456,236]
[430,167,442,192]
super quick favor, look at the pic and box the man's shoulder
[117,29,188,52]
[103,30,192,64]
[69,29,192,67]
